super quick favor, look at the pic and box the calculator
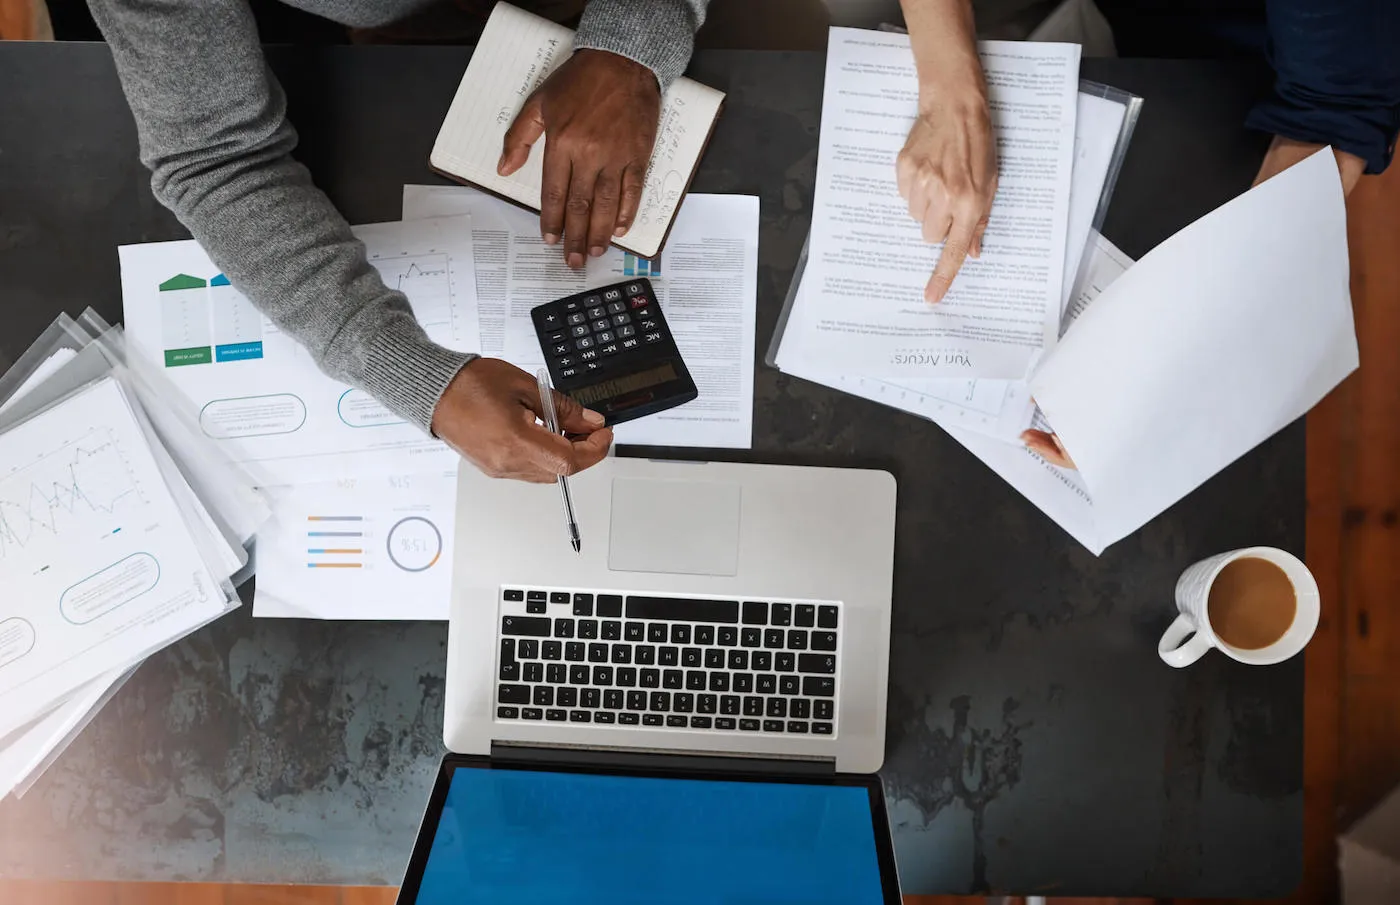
[531,278,698,426]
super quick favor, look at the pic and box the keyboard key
[698,694,717,714]
[524,662,543,683]
[667,715,687,728]
[650,691,671,711]
[663,669,683,690]
[741,628,761,648]
[604,689,624,709]
[764,629,784,649]
[812,631,838,651]
[641,669,660,688]
[527,598,547,614]
[589,643,609,663]
[557,688,578,708]
[502,615,550,637]
[718,626,738,646]
[757,674,777,694]
[593,666,613,686]
[705,649,725,669]
[686,670,707,690]
[498,684,530,704]
[772,603,792,625]
[648,623,668,643]
[750,652,770,671]
[814,700,834,720]
[598,595,624,617]
[595,712,616,724]
[674,693,694,713]
[796,605,816,627]
[569,665,590,685]
[578,620,598,639]
[813,722,834,735]
[546,709,567,722]
[728,650,749,670]
[499,641,518,679]
[546,664,566,685]
[518,639,538,659]
[817,606,839,629]
[763,720,786,733]
[799,653,836,674]
[734,673,754,693]
[670,624,691,644]
[610,644,632,664]
[527,590,547,603]
[659,646,679,666]
[533,685,554,706]
[643,714,664,726]
[497,706,519,719]
[504,589,524,602]
[742,601,769,625]
[740,719,761,731]
[721,695,741,715]
[743,696,764,716]
[523,707,543,720]
[570,710,592,723]
[581,688,600,709]
[619,712,641,725]
[791,699,811,719]
[573,594,594,615]
[602,620,622,640]
[682,647,702,667]
[617,667,638,687]
[555,618,576,639]
[550,592,570,605]
[788,630,808,650]
[695,625,716,645]
[767,698,787,718]
[542,640,562,660]
[626,596,739,623]
[709,672,730,692]
[803,676,836,697]
[635,645,656,665]
[627,690,647,710]
[625,622,645,641]
[716,717,737,730]
[691,716,713,729]
[780,675,801,695]
[565,642,585,661]
[787,721,810,734]
[775,652,795,672]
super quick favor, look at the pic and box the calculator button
[640,318,659,330]
[621,337,640,349]
[595,330,615,343]
[570,325,589,338]
[618,325,636,338]
[629,296,649,309]
[634,308,654,320]
[575,336,594,349]
[611,313,631,326]
[599,343,620,356]
[551,343,570,355]
[567,312,587,326]
[540,310,562,326]
[588,306,606,319]
[585,294,603,307]
[560,366,579,378]
[585,361,603,373]
[604,288,622,301]
[644,331,664,344]
[592,319,610,332]
[579,348,599,361]
[606,301,627,314]
[564,300,582,312]
[547,330,567,343]
[626,282,643,295]
[555,355,576,368]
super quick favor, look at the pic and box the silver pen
[536,369,581,553]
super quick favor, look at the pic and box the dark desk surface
[0,42,1299,897]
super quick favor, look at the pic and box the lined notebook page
[430,2,725,258]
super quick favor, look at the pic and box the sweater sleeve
[1244,0,1400,174]
[573,0,709,90]
[87,0,477,433]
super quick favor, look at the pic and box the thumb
[499,95,545,176]
[551,388,607,434]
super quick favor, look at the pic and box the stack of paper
[0,311,267,800]
[116,196,760,621]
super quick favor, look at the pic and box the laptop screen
[406,761,893,904]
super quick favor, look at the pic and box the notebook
[430,2,726,259]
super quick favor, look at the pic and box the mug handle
[1158,614,1211,668]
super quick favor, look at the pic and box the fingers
[563,167,597,269]
[587,170,622,258]
[1020,429,1077,469]
[499,95,545,177]
[539,145,572,247]
[925,213,977,304]
[615,164,644,238]
[971,171,997,258]
[522,422,613,479]
[549,389,607,434]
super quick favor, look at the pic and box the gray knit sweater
[89,0,707,432]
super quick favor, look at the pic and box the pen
[536,369,582,553]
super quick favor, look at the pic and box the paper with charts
[0,377,227,738]
[119,216,479,486]
[252,471,456,620]
[786,29,1080,379]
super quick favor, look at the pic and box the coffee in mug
[1159,547,1319,667]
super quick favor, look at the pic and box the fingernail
[926,286,944,304]
[589,245,605,258]
[496,155,508,174]
[1019,430,1034,444]
[544,233,559,245]
[568,253,584,269]
[613,226,628,237]
[583,409,605,425]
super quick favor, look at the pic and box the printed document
[403,185,758,449]
[788,29,1080,379]
[120,216,479,486]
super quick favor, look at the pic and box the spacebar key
[626,596,739,623]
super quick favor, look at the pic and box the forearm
[901,0,985,112]
[574,0,708,90]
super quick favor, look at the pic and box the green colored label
[164,346,212,367]
[159,273,207,291]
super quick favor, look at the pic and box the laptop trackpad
[609,478,741,576]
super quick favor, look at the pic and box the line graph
[0,428,147,558]
[370,252,456,341]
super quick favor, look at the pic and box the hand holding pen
[537,368,588,553]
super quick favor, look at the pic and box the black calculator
[531,278,698,426]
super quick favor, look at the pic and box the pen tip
[572,538,581,553]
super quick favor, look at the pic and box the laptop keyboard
[495,589,841,737]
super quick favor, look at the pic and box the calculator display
[571,362,679,406]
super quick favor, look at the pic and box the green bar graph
[159,273,207,291]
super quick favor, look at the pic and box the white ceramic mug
[1158,546,1320,668]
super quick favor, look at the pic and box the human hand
[1020,428,1076,470]
[1253,135,1364,196]
[499,49,661,269]
[431,358,613,482]
[896,92,998,303]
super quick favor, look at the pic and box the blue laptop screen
[414,766,887,904]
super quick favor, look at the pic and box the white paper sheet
[787,29,1080,379]
[252,470,458,620]
[120,216,480,485]
[403,186,759,449]
[0,377,228,737]
[1031,148,1357,544]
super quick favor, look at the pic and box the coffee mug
[1158,546,1320,668]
